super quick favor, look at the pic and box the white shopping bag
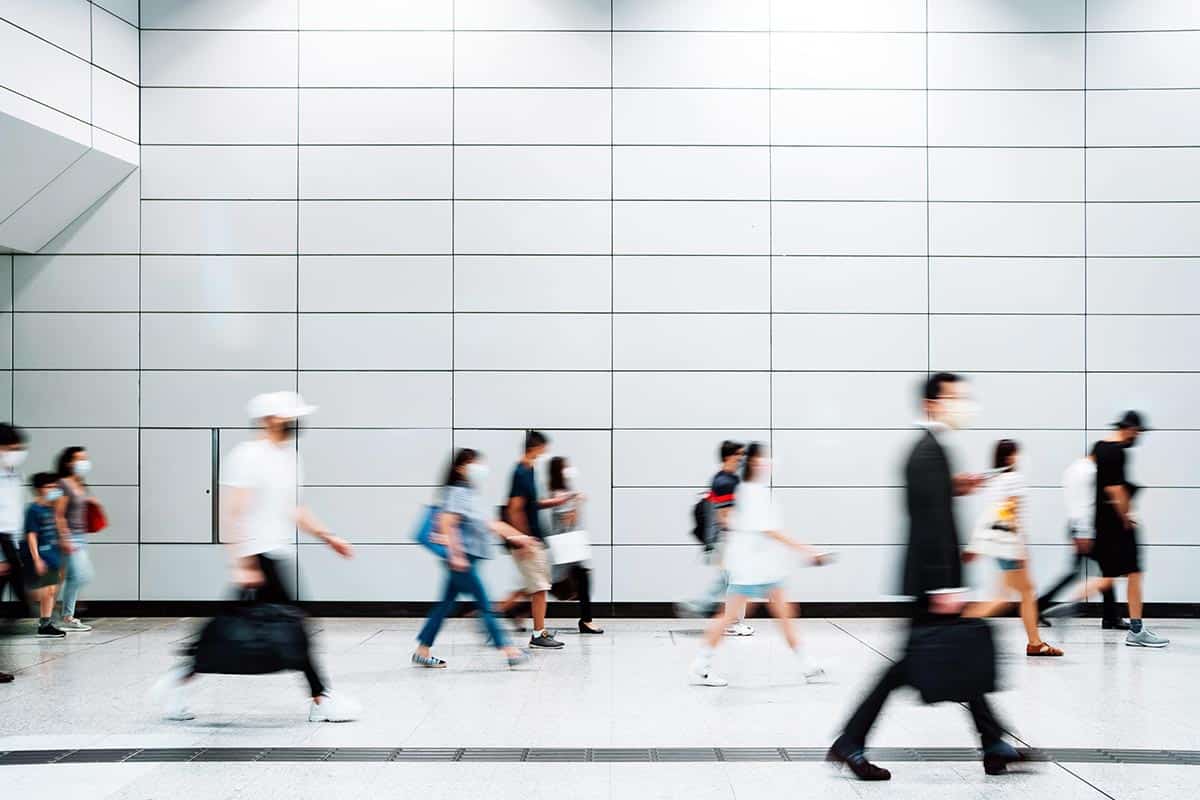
[547,529,592,566]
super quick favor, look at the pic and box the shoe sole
[529,644,564,649]
[36,633,65,639]
[1126,640,1169,648]
[689,677,728,687]
[723,630,754,637]
[412,662,448,668]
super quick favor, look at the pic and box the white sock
[695,645,714,665]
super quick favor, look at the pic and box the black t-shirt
[710,470,740,509]
[1093,440,1129,531]
[509,463,542,540]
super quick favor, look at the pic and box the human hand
[961,550,978,564]
[235,564,264,588]
[0,560,8,576]
[953,473,985,496]
[326,534,354,559]
[34,558,46,577]
[61,540,76,555]
[1073,538,1092,554]
[449,551,469,572]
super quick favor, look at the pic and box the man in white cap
[157,391,359,721]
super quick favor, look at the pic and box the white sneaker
[59,618,93,632]
[308,692,361,723]
[152,666,195,721]
[724,622,755,637]
[688,660,728,687]
[798,657,827,682]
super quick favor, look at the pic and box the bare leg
[702,595,748,649]
[766,589,799,650]
[39,587,55,619]
[530,590,547,632]
[1127,572,1143,619]
[1010,568,1041,646]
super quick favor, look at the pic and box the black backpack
[691,492,716,547]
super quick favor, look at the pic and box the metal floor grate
[1,747,1199,766]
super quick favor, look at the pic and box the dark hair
[524,430,548,452]
[548,456,567,492]
[31,472,58,491]
[742,441,767,483]
[56,446,86,480]
[993,439,1019,470]
[923,372,962,401]
[719,440,744,461]
[443,448,478,486]
[0,423,25,447]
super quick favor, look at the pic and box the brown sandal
[1026,642,1064,657]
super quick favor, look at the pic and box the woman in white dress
[688,442,829,687]
[965,439,1064,657]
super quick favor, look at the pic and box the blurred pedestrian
[0,424,30,620]
[1036,450,1123,628]
[828,373,1021,781]
[676,440,755,638]
[54,447,98,631]
[1045,412,1167,648]
[155,392,360,722]
[498,431,571,650]
[688,443,827,687]
[413,448,530,668]
[24,473,66,638]
[965,440,1063,656]
[547,456,601,635]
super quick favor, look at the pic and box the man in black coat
[827,372,1020,780]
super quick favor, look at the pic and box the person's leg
[1037,550,1084,612]
[0,538,29,617]
[766,588,799,650]
[257,554,327,698]
[416,567,462,652]
[1100,584,1120,622]
[836,659,908,750]
[701,594,747,649]
[967,694,1005,749]
[460,562,512,651]
[530,590,548,631]
[1126,572,1143,620]
[573,565,593,623]
[1008,568,1040,646]
[61,548,95,621]
[34,587,49,620]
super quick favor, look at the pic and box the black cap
[1113,410,1149,431]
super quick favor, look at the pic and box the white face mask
[1,450,27,469]
[73,459,92,477]
[465,462,489,486]
[939,398,977,431]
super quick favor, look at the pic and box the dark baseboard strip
[53,601,1200,619]
[1,746,1198,767]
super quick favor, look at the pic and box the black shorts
[1093,524,1141,578]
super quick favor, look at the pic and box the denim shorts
[727,582,780,600]
[997,558,1023,572]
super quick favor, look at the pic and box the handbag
[413,504,447,558]
[86,501,108,533]
[190,601,310,675]
[905,617,997,704]
[546,529,591,566]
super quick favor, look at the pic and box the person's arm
[25,530,45,576]
[487,519,535,550]
[221,485,264,587]
[439,510,468,571]
[507,494,531,536]
[295,505,353,557]
[1104,484,1133,528]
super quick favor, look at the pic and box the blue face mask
[45,488,63,502]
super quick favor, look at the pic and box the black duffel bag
[190,602,310,676]
[905,617,997,704]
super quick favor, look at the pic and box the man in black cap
[1092,412,1167,647]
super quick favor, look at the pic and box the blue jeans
[417,558,507,649]
[61,547,94,618]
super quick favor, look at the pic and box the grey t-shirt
[443,483,491,559]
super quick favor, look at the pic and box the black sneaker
[37,623,66,639]
[1037,616,1052,628]
[1102,618,1131,631]
[529,631,564,649]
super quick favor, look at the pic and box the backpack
[691,492,716,547]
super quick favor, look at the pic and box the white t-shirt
[724,481,790,587]
[968,470,1026,560]
[1062,457,1096,538]
[222,439,300,558]
[0,468,24,540]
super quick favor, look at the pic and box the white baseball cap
[247,391,317,421]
